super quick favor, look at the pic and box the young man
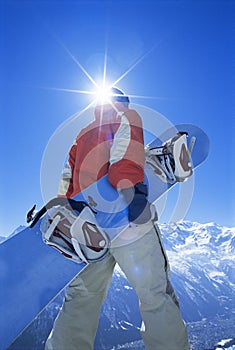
[45,87,190,350]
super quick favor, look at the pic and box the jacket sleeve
[57,140,77,197]
[108,110,145,190]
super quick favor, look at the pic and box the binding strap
[27,197,94,228]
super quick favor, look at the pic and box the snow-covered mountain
[213,338,235,350]
[8,221,235,350]
[0,225,26,243]
[162,221,235,322]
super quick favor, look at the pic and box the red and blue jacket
[58,102,145,197]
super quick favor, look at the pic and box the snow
[217,339,233,346]
[214,338,235,349]
[0,225,26,243]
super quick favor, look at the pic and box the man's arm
[108,110,145,189]
[108,110,157,224]
[58,140,77,197]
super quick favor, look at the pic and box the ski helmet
[111,87,130,106]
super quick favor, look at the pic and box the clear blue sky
[1,0,234,236]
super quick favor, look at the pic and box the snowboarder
[45,87,190,350]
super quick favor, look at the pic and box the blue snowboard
[0,124,209,350]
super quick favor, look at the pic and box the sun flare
[46,38,165,110]
[93,83,113,105]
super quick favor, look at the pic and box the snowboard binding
[145,132,195,183]
[27,198,110,264]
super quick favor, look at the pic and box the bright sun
[47,39,163,110]
[93,84,113,105]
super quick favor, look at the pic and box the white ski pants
[45,223,190,350]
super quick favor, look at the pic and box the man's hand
[121,183,157,225]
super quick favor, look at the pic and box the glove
[121,183,157,225]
